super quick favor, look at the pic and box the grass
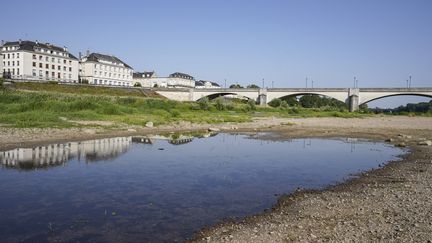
[11,82,160,98]
[0,83,371,128]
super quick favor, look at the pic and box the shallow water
[0,133,403,242]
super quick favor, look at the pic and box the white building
[0,40,79,82]
[79,52,133,86]
[195,80,221,89]
[133,71,196,88]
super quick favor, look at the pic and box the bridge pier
[348,88,359,112]
[259,89,267,106]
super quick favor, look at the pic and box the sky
[1,0,431,108]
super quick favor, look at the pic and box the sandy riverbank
[1,116,432,242]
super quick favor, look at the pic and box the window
[69,67,72,72]
[46,71,49,76]
[39,70,43,77]
[33,54,36,59]
[58,59,61,64]
[94,79,97,83]
[33,62,36,67]
[12,53,15,58]
[58,73,61,78]
[58,66,61,70]
[69,74,72,79]
[39,63,42,68]
[52,72,55,77]
[17,53,20,58]
[17,61,19,66]
[52,65,55,69]
[51,57,55,62]
[32,69,36,76]
[63,66,66,71]
[63,60,66,64]
[12,61,14,66]
[7,54,10,59]
[39,55,42,60]
[45,56,49,62]
[46,64,49,69]
[17,68,20,75]
[94,70,97,75]
[69,60,72,65]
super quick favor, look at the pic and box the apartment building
[79,52,133,86]
[0,40,79,82]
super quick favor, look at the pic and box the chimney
[63,46,68,52]
[79,52,82,59]
[19,39,22,44]
[35,40,38,45]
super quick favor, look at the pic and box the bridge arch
[269,92,348,103]
[193,91,258,101]
[360,93,432,105]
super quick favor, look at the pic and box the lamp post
[306,77,308,88]
[353,76,356,88]
[311,80,314,88]
[271,80,274,88]
[224,79,227,90]
[409,75,412,88]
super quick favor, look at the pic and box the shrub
[134,82,142,87]
[247,99,256,111]
[268,98,282,108]
[280,100,288,109]
[198,97,210,110]
[215,97,225,111]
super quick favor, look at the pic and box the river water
[0,133,403,242]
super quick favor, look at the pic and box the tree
[134,82,142,87]
[246,84,260,89]
[229,84,244,88]
[268,98,282,108]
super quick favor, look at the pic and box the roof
[195,81,205,86]
[133,71,155,78]
[169,72,194,80]
[84,53,132,69]
[2,40,78,60]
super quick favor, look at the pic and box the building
[0,40,79,82]
[133,71,156,87]
[133,71,196,88]
[79,52,133,86]
[195,80,221,89]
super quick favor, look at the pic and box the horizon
[1,0,431,108]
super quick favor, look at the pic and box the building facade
[195,80,221,89]
[0,40,79,82]
[79,53,133,86]
[133,71,196,88]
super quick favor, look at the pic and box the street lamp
[306,77,308,88]
[311,80,314,88]
[409,75,412,88]
[224,79,227,89]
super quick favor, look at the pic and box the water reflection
[0,133,403,242]
[0,137,132,170]
[0,132,218,170]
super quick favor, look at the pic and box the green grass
[11,82,160,98]
[0,87,371,128]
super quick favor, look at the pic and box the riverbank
[1,116,432,242]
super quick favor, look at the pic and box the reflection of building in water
[0,137,132,170]
[169,138,193,145]
[132,137,154,144]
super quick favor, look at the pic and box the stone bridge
[153,88,432,112]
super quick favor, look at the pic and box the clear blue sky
[1,0,431,107]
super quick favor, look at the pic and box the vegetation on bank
[0,84,367,128]
[367,100,432,117]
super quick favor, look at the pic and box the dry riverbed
[1,116,432,242]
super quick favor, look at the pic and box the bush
[215,97,225,111]
[268,98,282,108]
[0,77,4,87]
[247,99,256,111]
[198,97,210,110]
[134,82,142,87]
[280,100,288,109]
[48,80,58,84]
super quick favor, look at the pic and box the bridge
[154,87,432,112]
